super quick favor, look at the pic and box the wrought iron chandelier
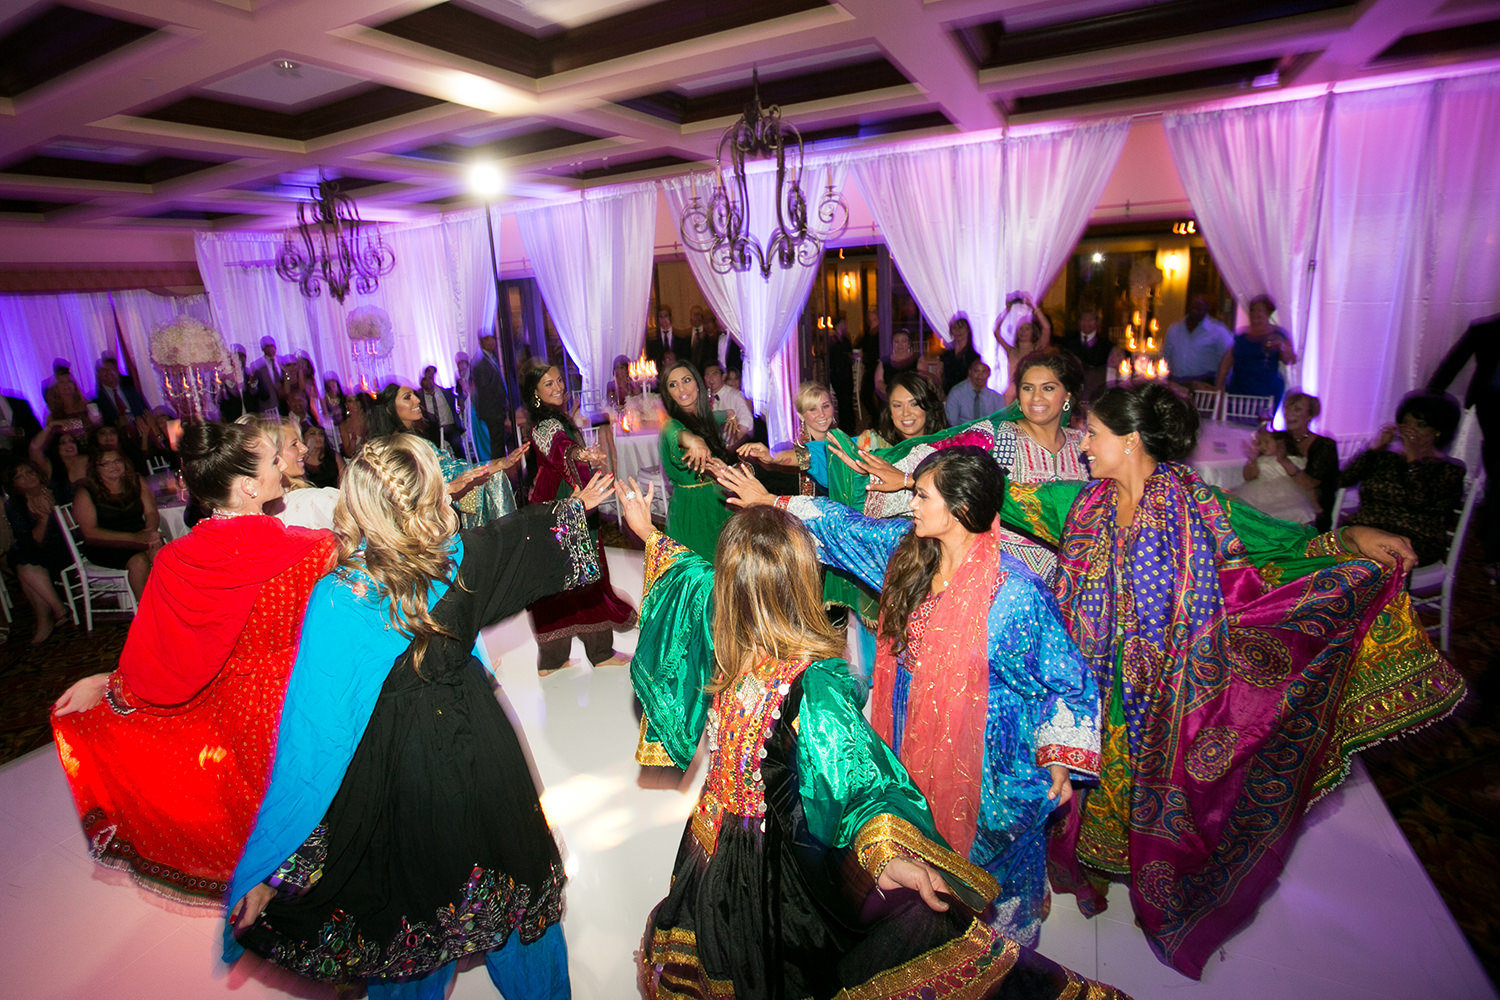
[276,172,396,303]
[679,72,847,279]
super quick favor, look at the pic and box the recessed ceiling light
[273,59,300,77]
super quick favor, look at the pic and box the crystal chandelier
[679,72,847,279]
[276,172,396,303]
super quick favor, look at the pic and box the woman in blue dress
[718,447,1099,947]
[1215,293,1297,414]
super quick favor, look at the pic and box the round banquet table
[610,425,666,490]
[1187,422,1257,491]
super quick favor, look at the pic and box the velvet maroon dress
[525,415,636,644]
[51,514,335,904]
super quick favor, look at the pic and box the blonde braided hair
[335,434,461,675]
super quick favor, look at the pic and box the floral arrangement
[149,315,230,371]
[347,305,395,360]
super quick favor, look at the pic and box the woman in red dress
[51,421,337,905]
[522,364,636,674]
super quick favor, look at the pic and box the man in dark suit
[1058,305,1113,403]
[247,337,287,416]
[0,392,42,459]
[94,358,149,428]
[1427,312,1500,571]
[419,364,463,454]
[218,347,254,421]
[470,332,511,461]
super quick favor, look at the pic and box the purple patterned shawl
[1048,462,1400,978]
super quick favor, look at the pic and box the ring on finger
[624,490,637,500]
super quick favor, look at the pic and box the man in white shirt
[945,359,1004,425]
[704,362,751,446]
[419,364,463,454]
[1163,296,1234,389]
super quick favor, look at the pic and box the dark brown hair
[878,447,1004,653]
[179,421,264,509]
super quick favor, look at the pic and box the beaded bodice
[690,658,807,855]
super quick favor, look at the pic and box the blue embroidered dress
[777,495,1102,946]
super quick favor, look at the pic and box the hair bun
[1140,381,1199,462]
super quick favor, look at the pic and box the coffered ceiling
[0,0,1495,231]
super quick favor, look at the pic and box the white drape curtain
[196,214,496,393]
[1168,72,1500,436]
[513,184,658,399]
[852,123,1127,389]
[661,162,848,445]
[0,293,117,414]
[1163,97,1329,372]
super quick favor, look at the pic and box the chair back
[1191,389,1222,422]
[145,456,171,475]
[56,501,78,532]
[1451,406,1482,474]
[1221,393,1274,424]
[1442,471,1484,574]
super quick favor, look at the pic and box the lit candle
[1150,317,1159,333]
[1127,329,1137,352]
[1118,358,1131,379]
[1132,311,1141,327]
[1146,336,1157,352]
[1158,358,1170,379]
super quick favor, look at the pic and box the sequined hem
[1037,744,1101,777]
[268,823,326,895]
[76,806,227,905]
[636,714,676,767]
[533,613,637,644]
[260,862,565,982]
[852,814,1000,904]
[834,921,1017,1000]
[1074,720,1132,875]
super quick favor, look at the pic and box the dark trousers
[1478,395,1499,562]
[537,629,615,671]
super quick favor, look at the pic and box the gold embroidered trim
[852,814,999,903]
[636,714,676,767]
[641,926,737,1000]
[643,531,689,594]
[833,921,1014,1000]
[1007,484,1056,546]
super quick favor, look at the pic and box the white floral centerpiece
[346,305,395,389]
[149,315,232,419]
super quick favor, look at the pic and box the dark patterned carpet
[2,525,1496,985]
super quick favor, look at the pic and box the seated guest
[1,390,43,460]
[300,423,342,488]
[1234,427,1318,524]
[938,314,981,393]
[44,361,92,427]
[51,421,336,905]
[94,358,148,428]
[73,444,160,600]
[945,358,1004,425]
[4,460,71,644]
[1341,390,1466,566]
[703,362,751,446]
[29,423,89,503]
[1280,391,1340,530]
[606,354,639,409]
[90,423,146,475]
[251,416,339,531]
[1162,295,1233,389]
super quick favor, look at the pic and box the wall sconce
[1162,251,1183,277]
[840,273,856,295]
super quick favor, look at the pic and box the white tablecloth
[1187,422,1256,491]
[158,503,188,541]
[611,427,663,487]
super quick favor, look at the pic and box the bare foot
[538,661,575,677]
[593,653,630,667]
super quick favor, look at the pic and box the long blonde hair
[708,506,844,693]
[234,414,311,490]
[335,434,460,674]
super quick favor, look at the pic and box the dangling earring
[1062,398,1072,412]
[532,394,541,408]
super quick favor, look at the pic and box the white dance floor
[0,547,1492,1000]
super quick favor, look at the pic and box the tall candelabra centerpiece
[346,305,394,391]
[1116,313,1171,381]
[149,315,231,420]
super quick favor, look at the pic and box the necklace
[211,508,254,519]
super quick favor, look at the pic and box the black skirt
[642,679,1126,1000]
[238,655,564,982]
